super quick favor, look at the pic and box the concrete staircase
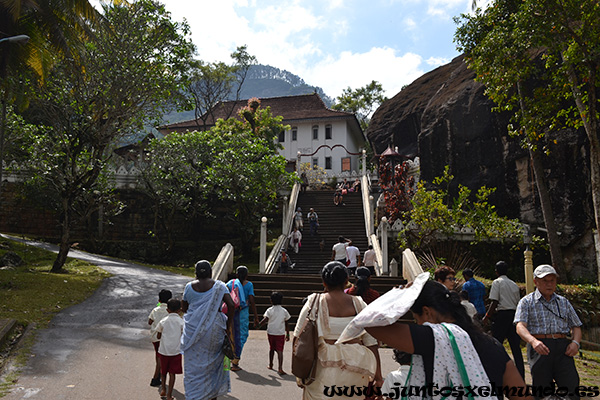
[250,273,407,326]
[291,190,368,274]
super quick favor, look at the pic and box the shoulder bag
[291,293,320,386]
[222,279,241,314]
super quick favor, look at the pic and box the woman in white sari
[181,260,235,400]
[293,261,382,399]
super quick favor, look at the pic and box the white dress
[294,293,378,399]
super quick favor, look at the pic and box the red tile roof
[158,93,359,133]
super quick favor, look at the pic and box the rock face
[368,55,596,280]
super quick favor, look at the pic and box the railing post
[524,246,534,294]
[362,149,366,177]
[282,196,288,232]
[389,258,398,277]
[260,216,267,274]
[381,216,389,274]
[369,195,374,237]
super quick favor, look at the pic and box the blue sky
[161,0,482,99]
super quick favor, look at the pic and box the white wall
[277,119,362,175]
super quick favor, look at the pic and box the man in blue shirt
[461,268,486,317]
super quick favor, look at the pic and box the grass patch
[0,238,110,328]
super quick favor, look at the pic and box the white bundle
[336,272,430,344]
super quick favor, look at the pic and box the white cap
[533,264,558,278]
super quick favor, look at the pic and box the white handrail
[212,243,234,281]
[265,183,300,274]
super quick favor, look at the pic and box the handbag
[291,294,320,385]
[222,331,235,359]
[222,279,241,314]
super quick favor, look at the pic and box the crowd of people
[147,258,583,400]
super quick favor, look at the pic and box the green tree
[332,80,387,130]
[187,45,257,129]
[18,0,195,271]
[454,0,600,280]
[399,166,525,250]
[143,100,294,255]
[0,0,100,194]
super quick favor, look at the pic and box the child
[148,289,172,387]
[258,291,290,375]
[381,350,411,399]
[156,298,184,400]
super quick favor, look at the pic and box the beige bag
[291,294,320,385]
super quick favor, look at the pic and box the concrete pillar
[389,258,398,277]
[296,151,301,175]
[259,216,267,274]
[362,149,366,177]
[381,216,389,274]
[369,195,374,236]
[282,196,288,232]
[524,246,534,294]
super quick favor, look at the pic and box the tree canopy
[143,99,295,255]
[16,0,195,271]
[455,0,600,280]
[332,80,387,130]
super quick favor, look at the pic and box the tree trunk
[52,198,71,272]
[529,146,567,278]
[563,60,600,283]
[516,81,567,278]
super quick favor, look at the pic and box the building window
[278,130,285,143]
[325,157,332,170]
[325,124,332,140]
[312,125,319,140]
[292,127,297,141]
[312,157,319,168]
[341,157,351,172]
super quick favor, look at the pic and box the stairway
[291,190,369,274]
[249,273,407,326]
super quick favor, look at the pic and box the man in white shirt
[331,236,350,265]
[362,245,376,275]
[482,260,525,378]
[345,241,361,276]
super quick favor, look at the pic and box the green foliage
[142,101,295,255]
[399,166,525,249]
[332,80,387,130]
[299,162,329,190]
[187,45,257,127]
[13,0,195,271]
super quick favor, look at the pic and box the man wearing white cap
[514,264,582,399]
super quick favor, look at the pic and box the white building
[157,93,365,175]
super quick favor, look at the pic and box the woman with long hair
[293,261,383,399]
[366,280,530,400]
[346,266,380,304]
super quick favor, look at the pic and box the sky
[122,0,483,100]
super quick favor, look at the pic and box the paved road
[2,236,398,399]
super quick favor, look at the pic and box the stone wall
[367,55,596,281]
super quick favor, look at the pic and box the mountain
[162,64,334,126]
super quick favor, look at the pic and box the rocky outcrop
[368,55,595,280]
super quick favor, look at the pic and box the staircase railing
[361,173,384,275]
[212,242,234,281]
[265,182,300,274]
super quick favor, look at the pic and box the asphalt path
[1,235,398,399]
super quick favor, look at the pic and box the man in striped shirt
[514,264,582,400]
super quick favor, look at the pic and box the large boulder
[368,55,595,280]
